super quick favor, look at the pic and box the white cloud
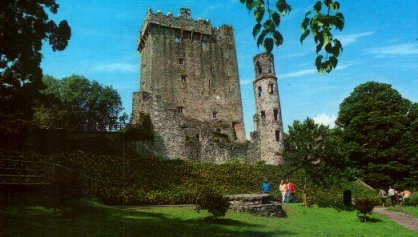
[92,63,137,73]
[337,31,374,46]
[240,79,253,85]
[279,62,354,79]
[313,114,336,128]
[279,68,317,79]
[369,43,418,57]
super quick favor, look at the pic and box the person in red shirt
[287,179,296,203]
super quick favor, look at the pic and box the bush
[195,188,230,218]
[355,198,379,222]
[404,192,418,206]
[124,112,153,141]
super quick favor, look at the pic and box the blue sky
[41,0,418,135]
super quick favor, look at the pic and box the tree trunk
[302,176,308,207]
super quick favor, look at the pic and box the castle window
[258,86,263,97]
[256,61,262,74]
[181,75,187,82]
[175,36,181,43]
[275,129,281,141]
[177,106,184,114]
[260,111,266,121]
[178,58,185,65]
[268,83,274,94]
[273,108,278,121]
[209,80,211,86]
[212,111,218,119]
[224,52,229,60]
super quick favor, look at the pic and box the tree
[33,75,123,130]
[283,118,345,207]
[0,0,71,120]
[336,81,417,189]
[240,0,344,73]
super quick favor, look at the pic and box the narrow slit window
[275,129,281,141]
[177,107,184,114]
[268,83,274,94]
[273,108,278,121]
[181,75,187,82]
[212,111,217,119]
[258,86,263,97]
[178,58,185,65]
[260,111,266,121]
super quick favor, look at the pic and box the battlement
[138,8,233,52]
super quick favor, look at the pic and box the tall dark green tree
[0,0,71,120]
[33,75,123,131]
[283,118,345,207]
[336,81,417,189]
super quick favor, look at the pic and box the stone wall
[132,8,250,162]
[135,8,245,139]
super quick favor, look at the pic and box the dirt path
[373,207,418,232]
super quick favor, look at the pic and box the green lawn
[388,206,418,218]
[0,199,416,237]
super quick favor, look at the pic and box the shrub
[195,188,230,218]
[124,112,153,141]
[404,192,418,206]
[355,198,379,222]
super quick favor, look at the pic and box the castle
[132,8,283,164]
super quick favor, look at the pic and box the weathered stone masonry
[132,8,283,164]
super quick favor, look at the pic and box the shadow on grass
[116,209,295,237]
[1,199,297,237]
[358,215,383,223]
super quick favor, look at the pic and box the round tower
[252,52,284,165]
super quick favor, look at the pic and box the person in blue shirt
[261,178,271,193]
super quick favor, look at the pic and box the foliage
[0,0,71,121]
[355,198,379,222]
[336,81,418,188]
[282,117,347,207]
[195,188,230,218]
[240,0,344,73]
[124,112,154,141]
[33,75,123,130]
[403,192,418,206]
[1,150,286,205]
[2,200,417,237]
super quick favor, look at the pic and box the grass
[388,206,418,218]
[1,197,417,237]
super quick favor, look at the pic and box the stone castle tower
[132,8,247,161]
[131,8,283,164]
[251,53,284,164]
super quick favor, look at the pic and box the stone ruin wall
[132,9,283,164]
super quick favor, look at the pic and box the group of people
[379,186,412,206]
[261,178,296,204]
